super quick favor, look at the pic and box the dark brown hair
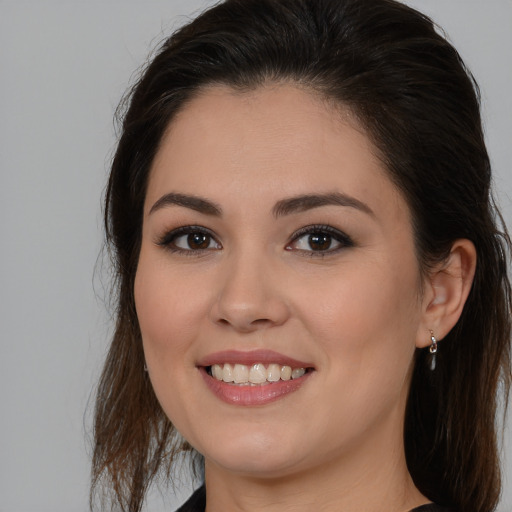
[91,1,512,511]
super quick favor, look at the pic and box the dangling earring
[429,330,438,371]
[144,363,148,373]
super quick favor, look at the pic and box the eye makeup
[155,222,354,258]
[156,225,222,256]
[286,224,355,256]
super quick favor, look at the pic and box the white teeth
[249,363,267,384]
[222,363,234,382]
[212,364,223,380]
[233,363,249,383]
[280,365,292,381]
[210,363,308,384]
[266,363,281,382]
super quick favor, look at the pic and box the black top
[176,486,454,512]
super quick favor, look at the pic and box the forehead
[157,84,370,168]
[146,84,406,224]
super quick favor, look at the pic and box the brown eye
[159,226,221,253]
[308,233,333,251]
[286,225,354,255]
[187,232,211,250]
[291,231,340,252]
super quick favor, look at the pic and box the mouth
[205,362,312,385]
[198,350,315,406]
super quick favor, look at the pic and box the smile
[207,363,307,385]
[198,350,315,406]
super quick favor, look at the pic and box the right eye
[158,226,221,254]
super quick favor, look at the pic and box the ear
[416,239,477,348]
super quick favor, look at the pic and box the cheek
[133,251,208,433]
[134,252,204,364]
[297,256,419,332]
[292,254,421,391]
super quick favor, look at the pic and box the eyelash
[156,225,221,256]
[156,224,354,257]
[286,224,354,257]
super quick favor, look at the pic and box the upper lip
[197,349,313,368]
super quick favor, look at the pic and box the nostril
[215,317,272,332]
[251,318,273,326]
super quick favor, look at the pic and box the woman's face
[135,84,429,478]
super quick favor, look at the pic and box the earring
[144,363,148,373]
[429,330,438,371]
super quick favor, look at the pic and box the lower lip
[199,368,311,406]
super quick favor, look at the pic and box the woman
[91,1,511,511]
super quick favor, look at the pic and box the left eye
[287,226,353,253]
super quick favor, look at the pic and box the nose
[209,252,291,333]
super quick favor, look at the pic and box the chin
[199,431,305,477]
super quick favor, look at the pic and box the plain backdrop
[1,1,511,511]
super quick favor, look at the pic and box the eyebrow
[272,193,374,218]
[149,192,222,216]
[148,191,374,218]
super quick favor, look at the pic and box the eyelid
[286,224,354,254]
[156,225,222,254]
[155,223,353,256]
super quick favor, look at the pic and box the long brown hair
[91,1,512,510]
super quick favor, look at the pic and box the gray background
[1,1,511,511]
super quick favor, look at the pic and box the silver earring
[429,330,438,371]
[144,363,148,373]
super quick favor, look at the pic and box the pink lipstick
[198,350,314,406]
[197,349,311,368]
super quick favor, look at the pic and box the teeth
[222,363,234,382]
[233,363,249,383]
[209,363,308,384]
[266,363,281,382]
[249,363,267,384]
[281,365,292,381]
[291,368,306,379]
[212,364,223,380]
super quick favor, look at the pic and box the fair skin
[134,84,476,512]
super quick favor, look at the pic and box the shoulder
[175,486,206,512]
[176,489,456,512]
